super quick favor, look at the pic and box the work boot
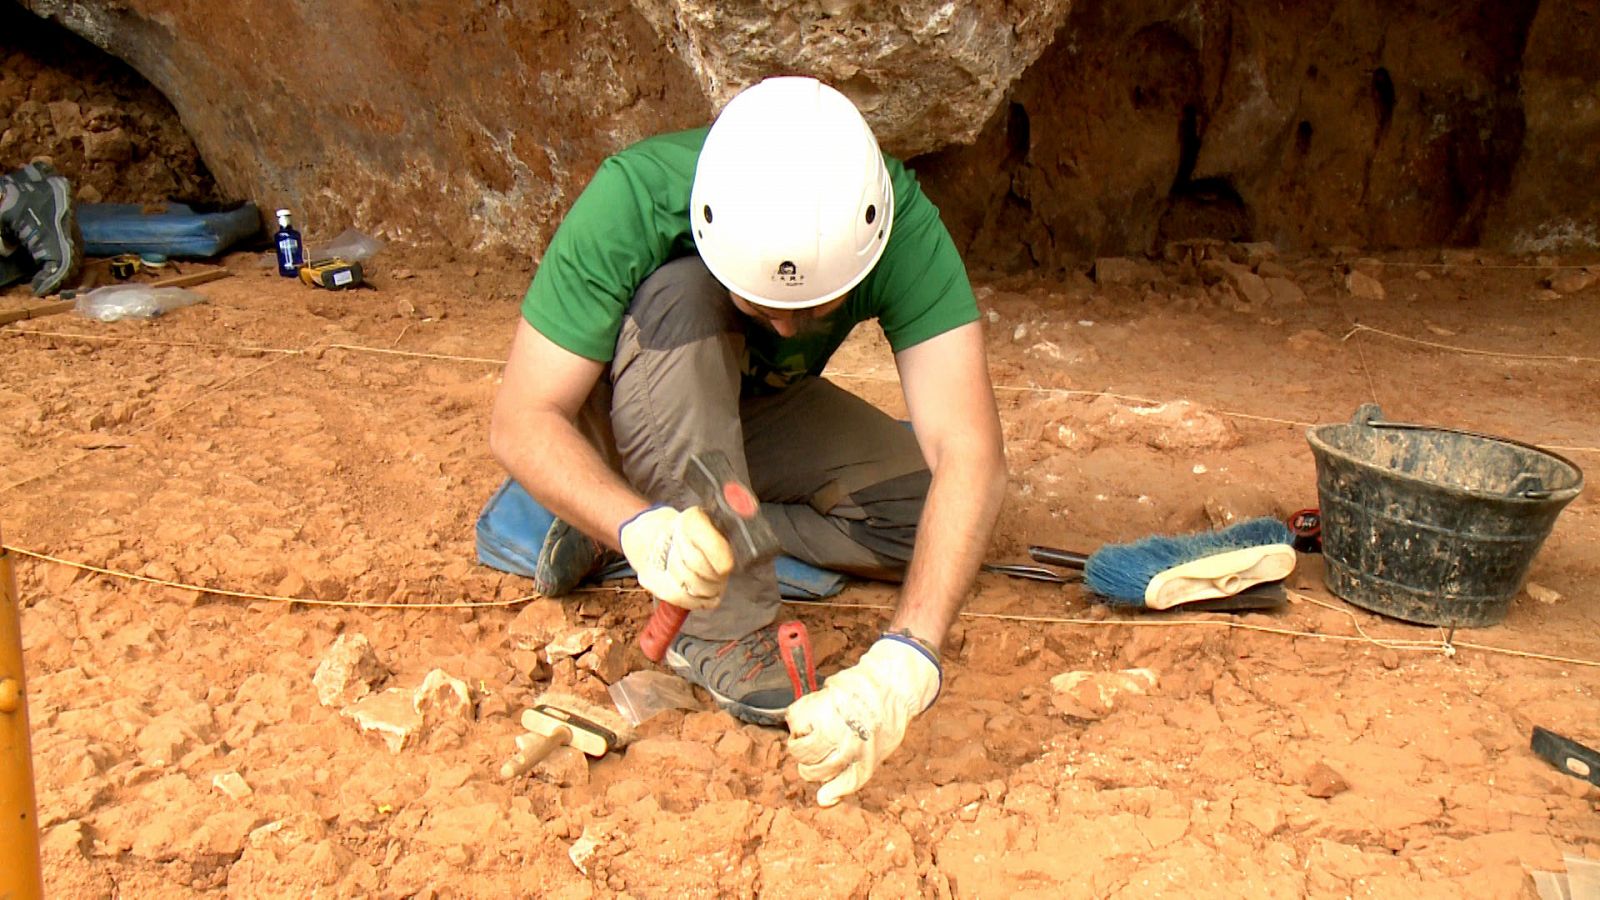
[531,517,608,597]
[0,162,83,296]
[666,622,810,727]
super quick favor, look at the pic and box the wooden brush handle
[1028,546,1090,570]
[499,725,572,779]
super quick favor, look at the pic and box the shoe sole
[531,520,601,597]
[663,647,790,728]
[39,176,80,294]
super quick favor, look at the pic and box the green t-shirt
[522,127,978,394]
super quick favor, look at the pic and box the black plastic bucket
[1306,404,1584,627]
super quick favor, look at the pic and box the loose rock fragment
[1526,582,1563,604]
[212,771,254,800]
[545,626,605,664]
[342,689,422,754]
[413,669,474,726]
[1204,260,1271,305]
[134,717,193,767]
[577,632,629,684]
[1257,259,1294,279]
[1344,270,1386,301]
[569,826,606,875]
[42,820,89,858]
[1264,276,1306,305]
[540,747,591,788]
[1305,761,1350,798]
[1049,668,1158,720]
[507,599,567,650]
[1097,398,1240,452]
[313,633,388,708]
[1547,271,1596,295]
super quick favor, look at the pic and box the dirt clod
[1305,762,1351,799]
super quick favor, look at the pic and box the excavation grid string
[4,545,1598,671]
[1,322,1593,449]
[797,598,1600,669]
[3,545,534,610]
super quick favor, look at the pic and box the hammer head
[684,450,780,569]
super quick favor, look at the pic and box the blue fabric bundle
[78,202,262,258]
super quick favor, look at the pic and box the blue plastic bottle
[274,208,305,277]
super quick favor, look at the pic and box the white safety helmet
[690,76,894,309]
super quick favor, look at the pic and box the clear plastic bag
[607,670,700,725]
[75,284,207,322]
[307,228,385,263]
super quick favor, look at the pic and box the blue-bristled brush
[1029,517,1297,609]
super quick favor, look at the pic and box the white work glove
[618,505,735,611]
[786,635,942,807]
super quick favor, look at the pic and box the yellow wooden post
[0,525,44,900]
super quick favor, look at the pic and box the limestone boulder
[629,0,1075,156]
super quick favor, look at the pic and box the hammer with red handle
[637,450,782,662]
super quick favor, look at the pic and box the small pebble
[1526,582,1562,605]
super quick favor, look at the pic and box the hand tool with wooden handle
[638,450,781,662]
[499,694,636,779]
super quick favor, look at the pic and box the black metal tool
[1532,726,1600,788]
[980,562,1078,584]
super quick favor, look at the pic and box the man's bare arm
[890,320,1007,650]
[488,318,647,551]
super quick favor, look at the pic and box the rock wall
[12,0,1069,258]
[7,0,1600,266]
[0,3,218,206]
[1484,1,1600,253]
[915,0,1547,272]
[19,0,710,256]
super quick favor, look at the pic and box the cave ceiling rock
[628,0,1078,157]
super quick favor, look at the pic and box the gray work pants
[579,256,931,640]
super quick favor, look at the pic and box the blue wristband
[880,631,943,707]
[617,503,668,547]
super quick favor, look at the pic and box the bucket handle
[1511,474,1552,501]
[1350,403,1580,501]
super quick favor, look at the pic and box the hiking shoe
[531,517,607,597]
[665,622,808,726]
[0,162,83,296]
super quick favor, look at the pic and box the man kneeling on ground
[489,76,1006,806]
